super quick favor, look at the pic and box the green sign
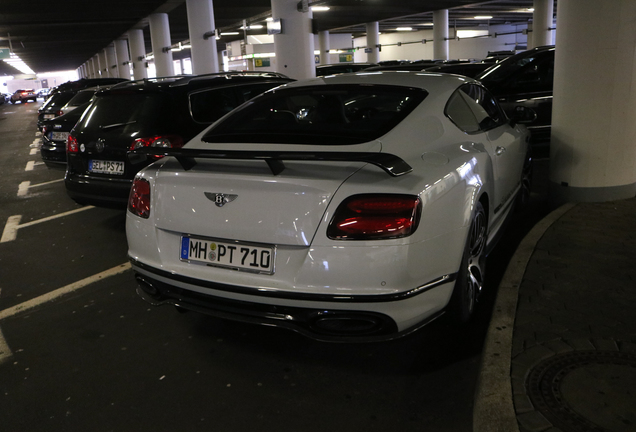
[255,58,270,68]
[0,48,10,60]
[339,54,353,63]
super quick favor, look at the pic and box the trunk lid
[152,142,382,246]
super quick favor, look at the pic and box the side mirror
[509,106,537,125]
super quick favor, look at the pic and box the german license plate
[44,114,56,119]
[180,236,275,274]
[89,160,124,175]
[50,131,69,141]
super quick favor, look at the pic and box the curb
[472,202,577,432]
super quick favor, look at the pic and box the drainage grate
[526,350,636,432]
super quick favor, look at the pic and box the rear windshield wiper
[100,120,137,130]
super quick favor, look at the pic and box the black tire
[448,201,487,323]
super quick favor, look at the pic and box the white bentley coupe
[126,71,533,341]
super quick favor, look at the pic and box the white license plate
[180,236,275,274]
[50,131,69,141]
[89,160,124,175]
[44,114,56,119]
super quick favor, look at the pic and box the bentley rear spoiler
[128,147,412,177]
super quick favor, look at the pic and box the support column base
[549,181,636,208]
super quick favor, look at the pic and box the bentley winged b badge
[204,192,238,207]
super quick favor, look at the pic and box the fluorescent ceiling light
[311,6,330,12]
[474,15,493,20]
[221,32,240,36]
[420,22,434,26]
[240,24,264,30]
[396,27,413,31]
[4,53,35,74]
[457,30,489,38]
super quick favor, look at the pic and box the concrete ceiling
[0,0,543,75]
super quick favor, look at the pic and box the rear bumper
[130,258,452,342]
[65,173,132,207]
[40,140,67,167]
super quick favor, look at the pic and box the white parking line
[0,327,10,366]
[0,262,132,364]
[29,178,64,188]
[17,179,64,198]
[17,181,30,197]
[24,161,44,171]
[29,148,37,155]
[1,206,95,243]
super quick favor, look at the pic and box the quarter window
[446,84,507,133]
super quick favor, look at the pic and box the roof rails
[107,72,290,90]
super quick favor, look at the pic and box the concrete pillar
[100,50,110,77]
[128,29,148,80]
[105,45,118,78]
[433,9,449,60]
[95,54,103,77]
[115,39,132,80]
[271,0,315,80]
[531,0,554,48]
[366,22,380,64]
[550,0,636,204]
[186,0,219,74]
[149,13,174,77]
[318,30,329,65]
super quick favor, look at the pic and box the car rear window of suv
[77,92,173,134]
[202,84,427,145]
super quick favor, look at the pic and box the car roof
[101,72,292,94]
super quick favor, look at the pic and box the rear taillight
[42,125,50,135]
[327,194,421,240]
[130,135,184,152]
[128,178,151,218]
[56,110,63,117]
[67,135,79,153]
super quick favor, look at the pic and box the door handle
[495,146,506,156]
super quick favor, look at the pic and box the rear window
[45,92,75,109]
[76,92,172,135]
[202,84,427,145]
[66,90,96,107]
[189,82,289,124]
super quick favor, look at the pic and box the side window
[189,87,241,124]
[457,84,506,131]
[507,56,554,93]
[445,90,480,133]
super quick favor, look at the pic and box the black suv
[475,46,555,149]
[38,78,129,130]
[65,72,293,207]
[40,86,115,168]
[40,101,93,169]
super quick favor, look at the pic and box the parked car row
[37,73,293,207]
